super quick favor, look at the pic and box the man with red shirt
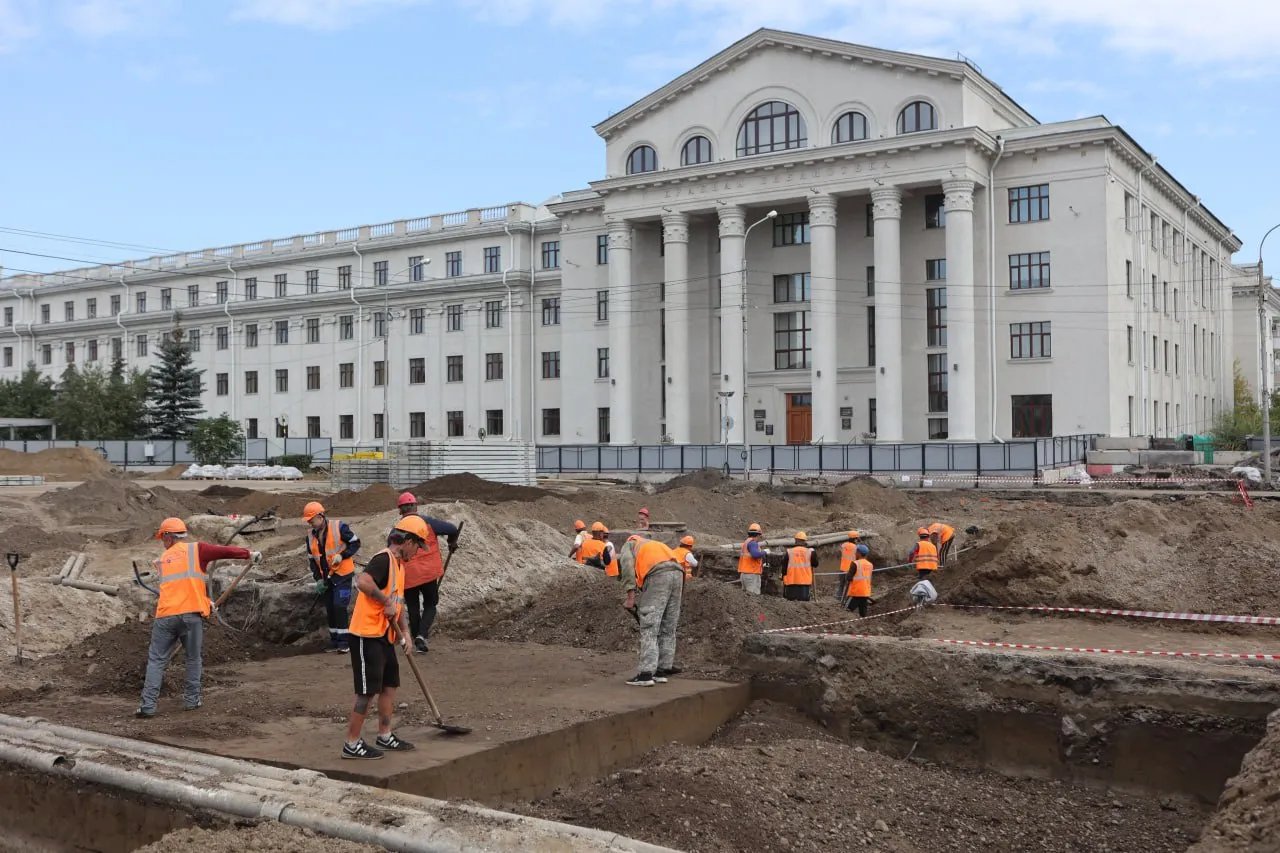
[394,493,460,653]
[136,517,260,718]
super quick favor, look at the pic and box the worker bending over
[843,544,873,616]
[568,520,587,559]
[738,522,767,595]
[782,532,817,601]
[395,492,460,653]
[621,535,684,686]
[929,522,957,565]
[673,535,698,580]
[343,515,426,760]
[304,501,361,653]
[909,527,939,581]
[576,522,618,577]
[137,518,260,718]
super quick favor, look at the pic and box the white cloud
[61,0,170,38]
[230,0,427,29]
[0,0,39,52]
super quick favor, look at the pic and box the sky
[1,0,1279,275]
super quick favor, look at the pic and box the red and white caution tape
[762,605,916,634]
[798,633,1280,662]
[938,603,1280,626]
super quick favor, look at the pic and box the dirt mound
[136,824,379,853]
[1192,708,1280,852]
[224,489,320,520]
[827,476,916,519]
[39,479,192,528]
[200,484,253,499]
[1,523,84,555]
[0,447,114,481]
[0,576,130,658]
[325,482,401,516]
[656,467,727,492]
[145,463,190,479]
[411,472,547,503]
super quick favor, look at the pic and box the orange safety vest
[783,546,814,587]
[403,521,444,588]
[846,558,873,598]
[738,539,764,575]
[309,520,355,578]
[913,539,939,572]
[577,537,606,566]
[634,540,680,590]
[673,546,694,579]
[929,523,955,544]
[839,541,857,574]
[154,541,210,619]
[348,549,405,641]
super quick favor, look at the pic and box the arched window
[626,145,657,175]
[736,101,807,157]
[832,111,869,144]
[680,135,713,166]
[896,101,937,134]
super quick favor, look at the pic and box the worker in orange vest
[395,492,460,653]
[621,536,684,687]
[782,531,818,601]
[568,520,588,559]
[304,501,362,653]
[342,514,426,760]
[929,522,957,565]
[843,544,873,617]
[909,527,939,581]
[738,522,767,595]
[836,531,860,600]
[576,522,618,577]
[136,518,260,718]
[673,535,698,580]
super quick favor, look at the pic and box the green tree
[188,414,244,465]
[146,324,204,439]
[106,356,150,440]
[0,362,57,438]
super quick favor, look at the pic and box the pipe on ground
[57,556,76,582]
[56,579,118,595]
[67,553,87,581]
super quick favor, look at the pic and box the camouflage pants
[638,569,683,675]
[739,573,762,595]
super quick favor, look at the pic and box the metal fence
[537,435,1099,477]
[0,438,333,468]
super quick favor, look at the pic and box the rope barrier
[937,603,1280,626]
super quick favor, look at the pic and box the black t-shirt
[364,551,391,590]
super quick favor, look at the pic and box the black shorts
[349,635,400,696]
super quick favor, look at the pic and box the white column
[808,194,839,443]
[607,221,634,444]
[718,206,746,444]
[943,178,977,441]
[872,187,904,441]
[662,211,691,443]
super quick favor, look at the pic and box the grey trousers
[740,573,762,595]
[139,613,204,713]
[637,569,683,675]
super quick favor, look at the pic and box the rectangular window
[1175,343,1180,375]
[246,418,259,439]
[1124,193,1135,232]
[245,370,258,394]
[373,312,387,338]
[773,311,811,370]
[110,295,120,316]
[135,335,147,357]
[275,369,288,393]
[274,274,287,298]
[409,412,426,438]
[373,261,388,286]
[1173,289,1179,320]
[486,409,504,436]
[339,314,353,340]
[3,347,11,368]
[773,212,810,246]
[302,269,318,294]
[1126,260,1133,298]
[275,320,288,345]
[339,415,353,440]
[485,300,503,329]
[187,284,200,307]
[136,293,146,313]
[773,272,811,303]
[65,342,75,363]
[865,202,874,237]
[373,413,385,440]
[447,410,464,437]
[1010,321,1052,359]
[447,355,463,383]
[541,241,560,269]
[1009,184,1050,223]
[3,307,11,326]
[1151,274,1157,304]
[305,416,320,439]
[188,330,201,352]
[597,407,611,444]
[1163,339,1169,372]
[927,352,948,413]
[542,408,561,436]
[1012,394,1053,437]
[446,304,462,331]
[244,277,257,300]
[869,398,877,435]
[445,251,462,277]
[924,193,945,229]
[87,340,97,362]
[596,290,609,322]
[373,360,386,386]
[597,347,610,378]
[339,362,354,387]
[306,365,320,390]
[306,317,320,343]
[484,246,501,274]
[215,373,228,396]
[1127,325,1134,363]
[867,306,876,367]
[338,265,351,290]
[409,307,425,334]
[409,357,425,384]
[926,258,946,282]
[542,297,561,326]
[216,281,228,304]
[111,337,122,360]
[866,265,875,298]
[64,301,74,322]
[409,256,424,282]
[159,289,171,311]
[928,418,948,440]
[1163,281,1169,315]
[926,287,947,347]
[485,352,503,381]
[41,343,51,364]
[1009,252,1051,290]
[541,351,561,379]
[597,234,609,265]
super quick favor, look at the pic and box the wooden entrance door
[785,393,812,445]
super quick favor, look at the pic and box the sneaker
[625,672,655,687]
[332,645,349,654]
[341,739,384,760]
[134,707,154,719]
[376,732,415,751]
[413,636,429,653]
[183,700,202,711]
[652,672,668,683]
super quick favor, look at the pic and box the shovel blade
[433,722,472,735]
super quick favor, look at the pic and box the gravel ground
[133,822,380,853]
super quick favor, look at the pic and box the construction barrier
[938,603,1280,626]
[761,605,918,635]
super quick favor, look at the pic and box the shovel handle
[213,559,256,610]
[389,623,446,724]
[9,562,20,662]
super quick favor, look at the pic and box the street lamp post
[1259,224,1280,486]
[740,210,777,473]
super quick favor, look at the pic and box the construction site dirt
[2,470,1280,852]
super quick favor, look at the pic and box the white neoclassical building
[0,29,1250,448]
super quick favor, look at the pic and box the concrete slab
[1095,437,1149,451]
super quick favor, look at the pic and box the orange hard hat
[627,534,643,542]
[155,517,187,539]
[600,525,610,534]
[748,523,762,534]
[680,535,695,547]
[302,501,326,522]
[397,492,417,507]
[574,520,586,531]
[794,531,808,542]
[590,521,606,533]
[848,530,860,540]
[917,527,931,536]
[638,507,650,516]
[393,515,429,541]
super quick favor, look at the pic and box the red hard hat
[638,507,650,516]
[397,492,417,507]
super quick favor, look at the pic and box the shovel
[436,520,465,590]
[390,623,471,735]
[7,552,24,665]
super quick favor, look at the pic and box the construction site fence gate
[536,435,1099,477]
